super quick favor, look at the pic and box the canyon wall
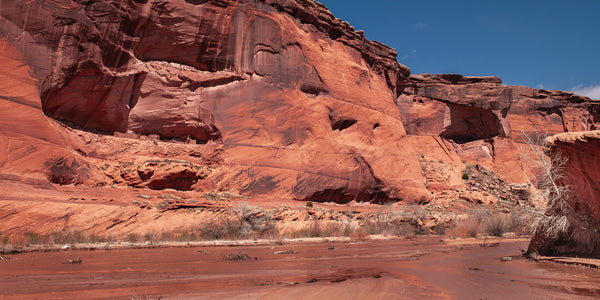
[0,0,599,209]
[0,0,428,203]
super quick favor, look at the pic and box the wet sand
[1,237,599,299]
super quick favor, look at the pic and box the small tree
[522,131,600,256]
[521,131,571,239]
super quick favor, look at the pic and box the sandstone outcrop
[397,73,600,188]
[0,40,102,185]
[528,131,600,257]
[0,0,427,203]
[397,73,600,146]
[508,86,600,142]
[398,74,512,142]
[397,74,534,186]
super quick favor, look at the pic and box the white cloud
[413,21,425,29]
[535,83,545,89]
[402,49,417,60]
[571,84,600,100]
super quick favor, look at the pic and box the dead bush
[483,214,510,237]
[509,208,537,236]
[449,217,480,238]
[126,232,141,243]
[50,230,88,244]
[310,221,325,237]
[24,231,46,245]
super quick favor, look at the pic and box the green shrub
[462,173,469,180]
[306,201,313,208]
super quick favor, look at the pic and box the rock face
[398,74,512,142]
[528,131,600,257]
[398,73,600,183]
[0,0,428,203]
[509,86,600,142]
[0,40,102,186]
[1,0,599,210]
[397,74,526,187]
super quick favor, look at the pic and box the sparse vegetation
[24,231,44,245]
[224,252,251,261]
[447,208,535,238]
[509,208,536,236]
[128,291,163,300]
[519,131,600,255]
[0,229,112,251]
[449,216,481,238]
[0,199,539,252]
[483,214,510,237]
[306,201,313,208]
[50,229,95,244]
[126,233,141,243]
[159,194,184,201]
[201,191,246,201]
[155,200,170,210]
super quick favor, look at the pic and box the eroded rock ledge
[398,74,512,143]
[259,0,410,93]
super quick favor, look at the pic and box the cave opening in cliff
[331,118,358,131]
[328,110,358,131]
[440,103,502,143]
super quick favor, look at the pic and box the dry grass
[508,208,537,236]
[286,221,343,238]
[0,203,540,251]
[483,214,511,237]
[447,208,537,239]
[449,217,481,238]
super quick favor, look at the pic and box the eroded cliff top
[546,130,600,145]
[409,73,502,85]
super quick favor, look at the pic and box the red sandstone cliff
[0,0,428,204]
[1,0,599,209]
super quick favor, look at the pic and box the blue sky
[317,0,600,99]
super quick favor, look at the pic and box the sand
[1,237,599,299]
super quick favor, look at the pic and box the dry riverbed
[1,237,600,299]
